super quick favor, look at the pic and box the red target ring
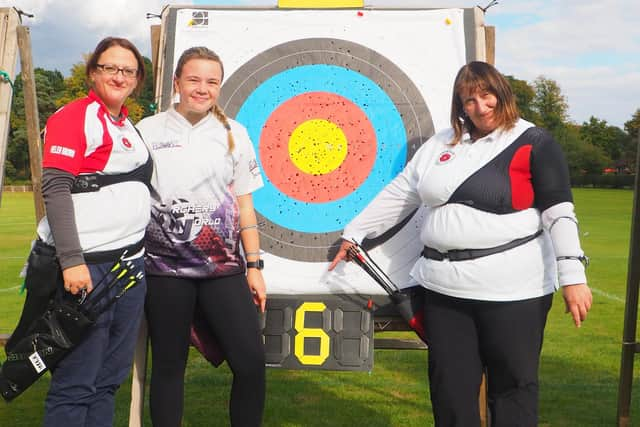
[260,92,376,203]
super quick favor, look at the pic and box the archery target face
[220,38,434,262]
[168,7,470,294]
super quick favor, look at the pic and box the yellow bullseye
[288,119,348,175]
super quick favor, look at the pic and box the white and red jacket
[343,119,587,301]
[37,90,150,254]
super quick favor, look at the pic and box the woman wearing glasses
[37,37,151,427]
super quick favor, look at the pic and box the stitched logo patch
[50,145,76,158]
[437,150,455,165]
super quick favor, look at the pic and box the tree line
[507,75,639,180]
[4,61,640,184]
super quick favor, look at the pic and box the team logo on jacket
[121,137,133,150]
[437,150,455,165]
[248,159,261,177]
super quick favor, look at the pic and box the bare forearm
[238,194,261,261]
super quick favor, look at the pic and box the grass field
[0,189,639,426]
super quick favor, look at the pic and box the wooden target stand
[0,5,45,339]
[128,13,496,427]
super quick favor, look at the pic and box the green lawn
[0,189,638,426]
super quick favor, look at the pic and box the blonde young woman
[137,47,266,427]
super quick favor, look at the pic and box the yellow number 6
[294,302,330,365]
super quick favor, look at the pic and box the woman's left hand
[247,268,267,313]
[562,283,592,328]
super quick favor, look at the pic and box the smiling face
[89,46,139,116]
[174,58,223,125]
[461,88,498,139]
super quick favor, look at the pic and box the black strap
[422,229,543,262]
[83,240,144,264]
[34,239,144,265]
[71,154,153,194]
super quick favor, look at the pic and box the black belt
[422,229,543,262]
[71,155,153,194]
[83,240,145,264]
[35,239,144,265]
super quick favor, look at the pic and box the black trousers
[145,274,266,427]
[423,289,553,427]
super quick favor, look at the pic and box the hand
[328,239,356,271]
[62,264,93,295]
[562,283,592,327]
[247,268,267,312]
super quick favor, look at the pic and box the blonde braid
[212,104,235,153]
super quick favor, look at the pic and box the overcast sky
[4,0,639,128]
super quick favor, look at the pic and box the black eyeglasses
[96,63,138,79]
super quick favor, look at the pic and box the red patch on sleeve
[42,100,88,175]
[509,145,534,210]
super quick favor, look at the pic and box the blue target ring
[219,38,434,262]
[237,64,407,233]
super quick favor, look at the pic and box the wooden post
[128,317,148,427]
[0,7,20,205]
[150,25,161,87]
[473,7,487,62]
[617,133,640,426]
[16,25,45,222]
[479,373,489,426]
[153,15,168,112]
[150,24,162,110]
[485,26,495,65]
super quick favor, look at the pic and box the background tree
[624,109,640,140]
[622,108,640,172]
[138,57,157,119]
[555,125,609,176]
[580,116,631,168]
[55,60,89,108]
[531,76,569,134]
[506,75,540,124]
[6,68,65,181]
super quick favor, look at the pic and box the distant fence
[571,174,635,189]
[2,185,33,192]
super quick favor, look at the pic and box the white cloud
[3,0,639,127]
[7,0,177,72]
[491,0,640,126]
[498,0,640,60]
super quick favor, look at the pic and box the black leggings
[145,274,266,427]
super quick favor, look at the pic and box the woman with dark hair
[331,61,592,426]
[137,46,266,427]
[38,37,151,426]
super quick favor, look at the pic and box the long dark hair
[450,61,519,144]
